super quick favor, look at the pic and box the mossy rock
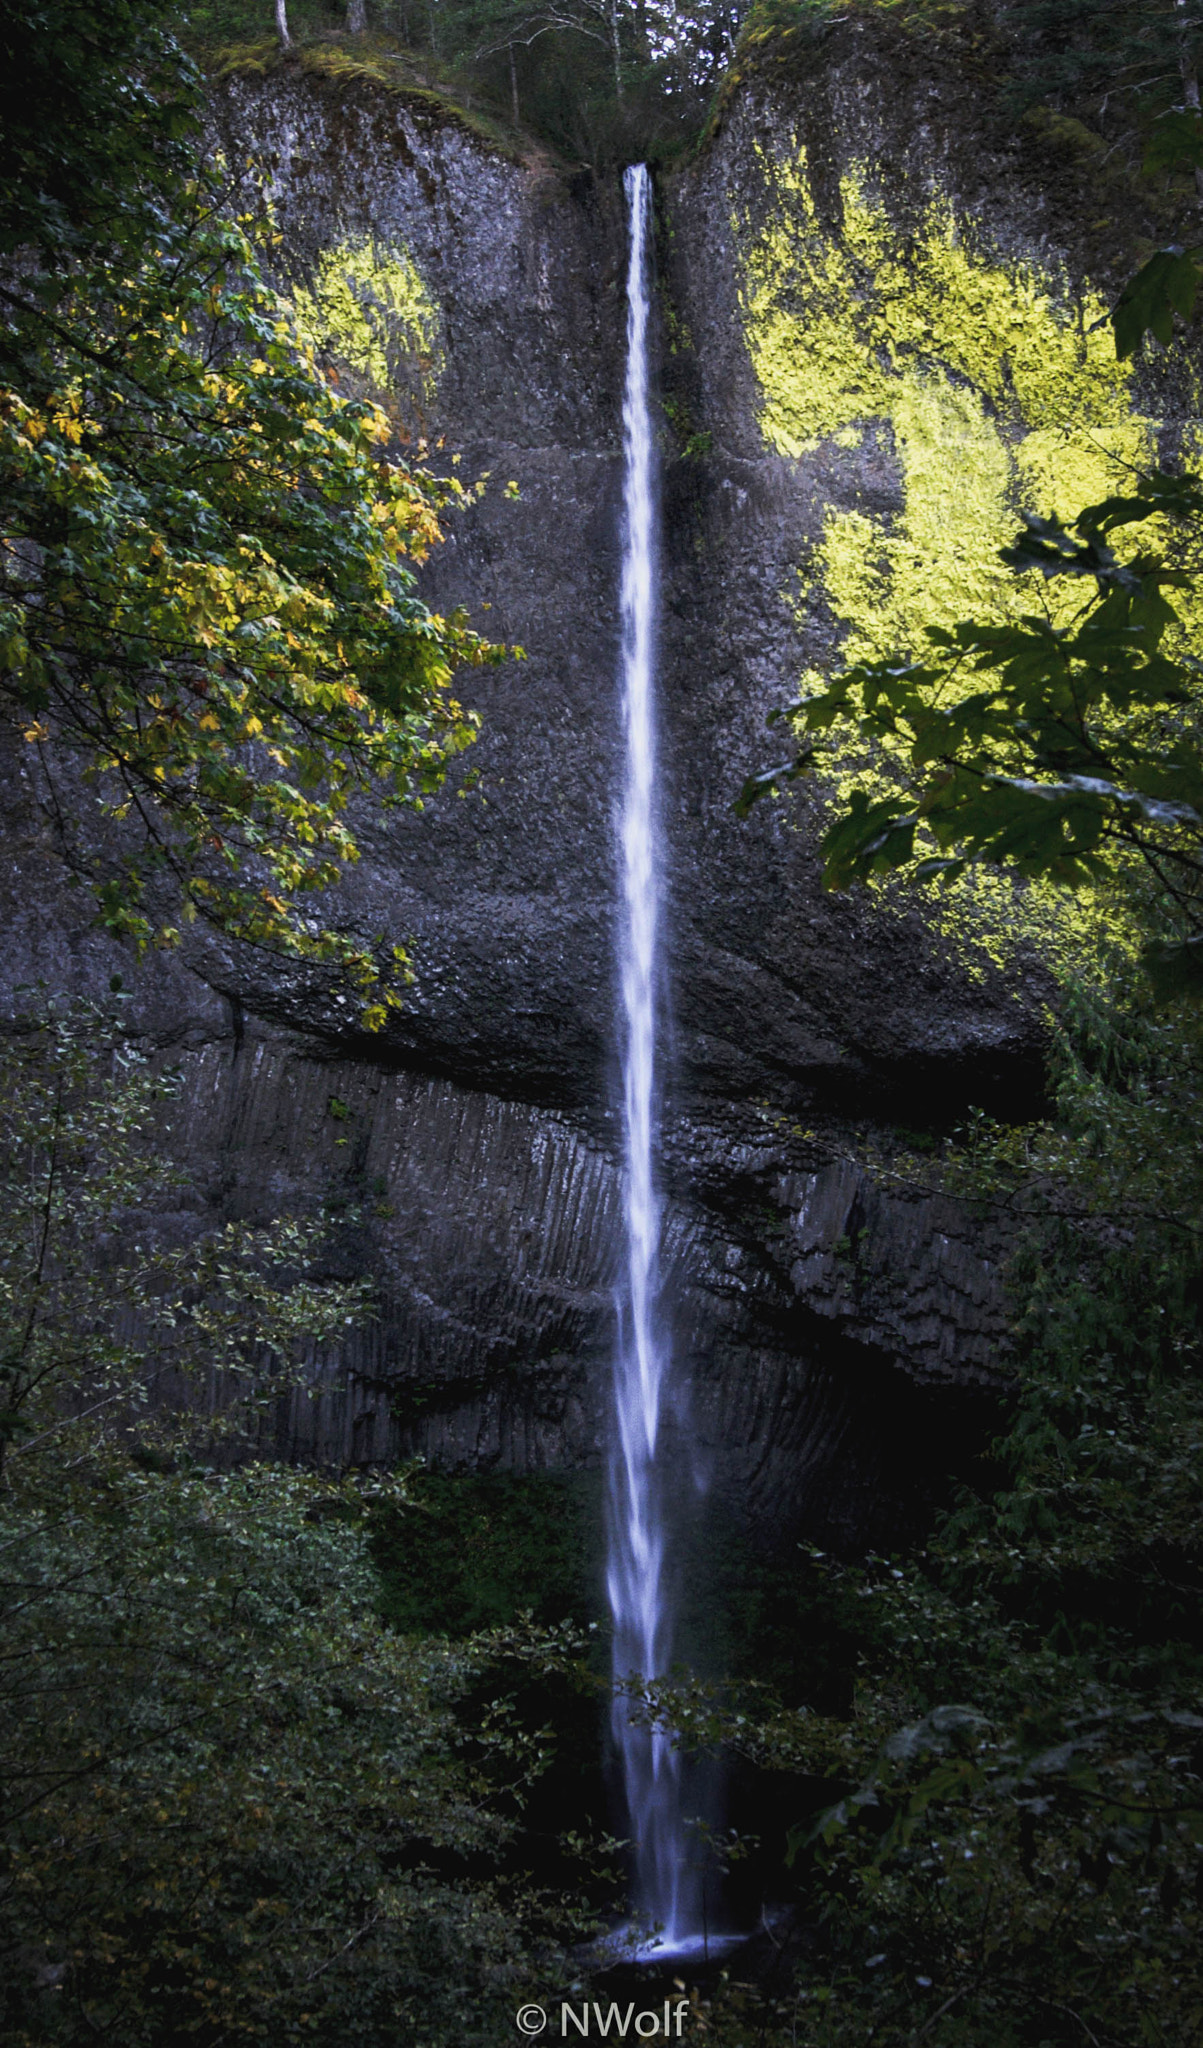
[207,33,528,164]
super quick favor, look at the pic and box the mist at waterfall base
[604,163,732,1963]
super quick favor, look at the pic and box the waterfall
[607,162,696,1950]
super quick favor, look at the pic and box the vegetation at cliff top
[183,0,746,163]
[174,0,1203,184]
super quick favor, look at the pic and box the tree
[361,0,740,155]
[0,1001,585,2043]
[0,3,192,265]
[1003,0,1203,133]
[663,973,1203,2048]
[449,0,628,104]
[1,2,506,1025]
[0,996,376,1480]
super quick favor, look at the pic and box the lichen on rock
[731,141,1177,976]
[737,144,1145,666]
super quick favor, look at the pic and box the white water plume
[607,161,697,1950]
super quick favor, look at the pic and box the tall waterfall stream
[606,163,699,1952]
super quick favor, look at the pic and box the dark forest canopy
[177,1,1203,168]
[186,0,747,158]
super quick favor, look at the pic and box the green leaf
[1110,247,1203,360]
[733,755,809,817]
[1074,471,1203,533]
[1002,512,1143,595]
[820,790,918,888]
[1141,935,1203,1001]
[1143,111,1203,176]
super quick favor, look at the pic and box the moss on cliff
[734,143,1176,977]
[707,0,997,148]
[208,36,526,164]
[740,149,1140,654]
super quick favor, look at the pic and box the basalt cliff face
[1,23,1179,1545]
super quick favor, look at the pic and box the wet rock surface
[193,48,1059,1126]
[2,37,1120,1544]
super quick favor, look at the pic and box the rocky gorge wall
[3,20,1188,1547]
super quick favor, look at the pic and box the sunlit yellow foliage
[1,203,500,1021]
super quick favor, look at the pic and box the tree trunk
[508,42,520,126]
[347,0,367,30]
[1178,0,1203,201]
[275,0,290,46]
[609,0,623,103]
